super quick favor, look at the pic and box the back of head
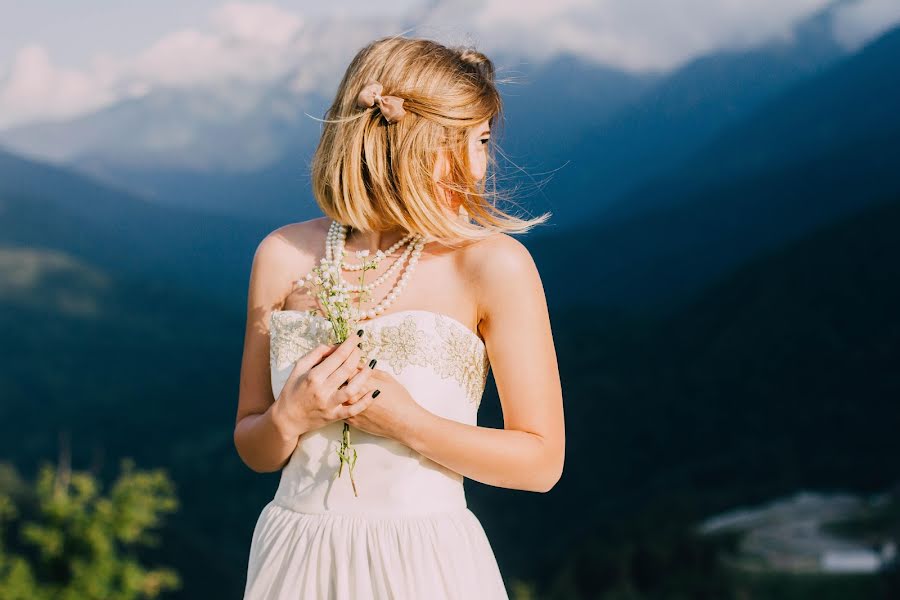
[310,36,549,246]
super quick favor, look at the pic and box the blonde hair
[310,36,550,246]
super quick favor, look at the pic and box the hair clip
[356,80,407,123]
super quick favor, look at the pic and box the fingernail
[372,389,381,398]
[357,342,362,349]
[357,329,364,337]
[368,359,377,369]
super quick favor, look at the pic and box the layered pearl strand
[341,231,415,271]
[326,221,418,293]
[318,220,426,320]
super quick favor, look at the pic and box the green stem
[335,255,375,497]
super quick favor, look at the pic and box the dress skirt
[242,499,510,599]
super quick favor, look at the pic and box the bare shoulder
[458,232,539,282]
[256,216,330,261]
[457,232,544,322]
[250,216,330,312]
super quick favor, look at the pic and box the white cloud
[0,2,316,129]
[132,3,305,87]
[419,0,831,72]
[0,44,117,127]
[213,2,303,45]
[0,0,852,130]
[831,0,900,50]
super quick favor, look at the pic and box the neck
[345,226,408,255]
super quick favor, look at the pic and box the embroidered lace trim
[269,311,489,407]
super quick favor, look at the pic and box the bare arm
[233,231,307,473]
[235,400,307,473]
[233,221,381,473]
[398,234,565,492]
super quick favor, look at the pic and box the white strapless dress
[242,309,509,599]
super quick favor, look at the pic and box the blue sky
[2,0,898,130]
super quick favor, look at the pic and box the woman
[235,35,565,599]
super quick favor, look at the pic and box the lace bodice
[270,309,489,407]
[267,309,491,514]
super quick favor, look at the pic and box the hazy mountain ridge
[0,5,849,229]
[539,3,848,227]
[531,22,900,316]
[0,146,272,308]
[599,21,900,224]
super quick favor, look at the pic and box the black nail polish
[368,359,377,369]
[357,329,364,337]
[372,389,381,398]
[357,342,362,349]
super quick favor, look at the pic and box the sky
[1,0,899,130]
[0,1,419,69]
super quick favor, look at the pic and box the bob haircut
[310,35,550,246]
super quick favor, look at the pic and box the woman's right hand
[272,329,379,439]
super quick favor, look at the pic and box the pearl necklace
[341,232,414,271]
[326,220,426,320]
[325,221,416,293]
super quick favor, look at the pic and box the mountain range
[1,10,899,599]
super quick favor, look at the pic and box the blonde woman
[235,35,565,599]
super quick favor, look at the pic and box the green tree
[0,456,180,599]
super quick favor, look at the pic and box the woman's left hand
[342,367,424,441]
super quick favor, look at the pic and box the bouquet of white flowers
[301,250,378,497]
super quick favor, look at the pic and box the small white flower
[356,249,370,258]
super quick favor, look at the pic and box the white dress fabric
[243,308,509,599]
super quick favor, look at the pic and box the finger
[335,361,377,407]
[324,344,365,390]
[337,365,364,390]
[332,367,363,406]
[290,343,338,376]
[310,329,364,380]
[336,388,381,420]
[343,356,379,388]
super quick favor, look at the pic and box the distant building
[821,548,882,573]
[696,490,897,575]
